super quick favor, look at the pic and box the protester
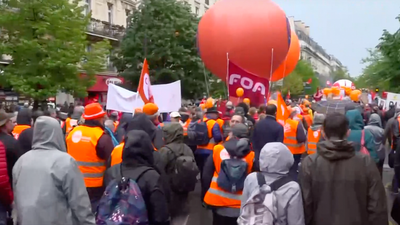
[305,113,325,155]
[66,103,114,212]
[252,104,284,171]
[299,112,388,225]
[237,102,255,125]
[365,113,385,177]
[202,123,254,225]
[12,107,32,139]
[0,139,12,225]
[345,109,378,161]
[63,106,83,135]
[158,123,197,225]
[115,112,133,143]
[143,103,164,149]
[103,130,170,225]
[240,142,304,225]
[17,110,44,155]
[13,116,95,225]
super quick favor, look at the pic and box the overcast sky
[273,0,399,77]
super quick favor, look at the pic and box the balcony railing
[296,29,331,61]
[86,18,125,40]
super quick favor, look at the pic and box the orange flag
[137,58,154,104]
[276,93,290,126]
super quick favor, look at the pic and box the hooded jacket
[365,113,385,161]
[241,142,304,225]
[115,112,133,143]
[299,139,387,225]
[12,116,95,225]
[126,113,164,150]
[103,130,170,225]
[310,113,325,131]
[16,108,32,126]
[345,109,378,162]
[158,123,194,217]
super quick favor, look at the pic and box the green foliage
[0,0,111,100]
[360,15,400,92]
[332,67,353,82]
[114,0,205,99]
[282,60,319,96]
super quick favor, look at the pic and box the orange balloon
[267,100,277,106]
[350,90,361,102]
[205,98,214,108]
[323,88,331,95]
[243,98,250,105]
[199,104,206,110]
[236,88,244,97]
[197,0,290,79]
[331,87,340,96]
[270,30,300,82]
[344,87,352,96]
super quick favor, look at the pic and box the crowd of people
[0,98,399,225]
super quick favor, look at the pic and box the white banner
[385,92,400,109]
[106,81,182,113]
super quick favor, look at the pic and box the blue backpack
[96,166,151,225]
[217,158,248,193]
[187,119,210,145]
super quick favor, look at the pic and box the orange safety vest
[110,142,124,167]
[66,126,106,188]
[283,119,305,155]
[204,147,254,208]
[182,119,191,136]
[113,121,119,132]
[197,118,219,153]
[307,127,321,155]
[65,118,78,135]
[303,114,312,127]
[12,125,31,139]
[216,118,224,132]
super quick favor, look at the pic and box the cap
[170,111,181,118]
[206,107,218,114]
[142,103,159,116]
[83,103,106,120]
[0,110,14,127]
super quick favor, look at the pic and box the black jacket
[103,130,170,225]
[17,127,34,155]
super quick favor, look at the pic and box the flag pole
[267,48,274,101]
[226,52,230,99]
[203,64,210,97]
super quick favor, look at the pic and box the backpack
[187,119,210,145]
[217,158,248,193]
[237,173,293,225]
[360,130,370,155]
[165,146,199,193]
[96,166,151,225]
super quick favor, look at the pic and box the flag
[307,78,312,84]
[286,90,291,100]
[276,93,290,126]
[227,61,269,106]
[137,58,154,104]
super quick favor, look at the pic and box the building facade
[288,17,344,86]
[184,0,217,16]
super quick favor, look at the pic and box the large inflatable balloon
[270,30,300,82]
[197,0,290,79]
[333,79,355,90]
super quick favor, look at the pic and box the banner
[228,61,269,106]
[385,92,400,109]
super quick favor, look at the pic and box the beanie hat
[83,103,106,120]
[142,103,159,116]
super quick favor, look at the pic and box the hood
[311,113,325,130]
[122,130,154,167]
[126,113,156,142]
[223,138,251,158]
[32,116,66,152]
[162,122,183,144]
[120,112,133,124]
[367,113,382,128]
[259,142,294,175]
[317,140,355,161]
[345,109,364,130]
[16,108,32,125]
[71,106,84,120]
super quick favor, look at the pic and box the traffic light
[375,87,379,93]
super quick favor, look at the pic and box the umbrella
[312,99,362,115]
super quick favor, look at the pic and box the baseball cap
[170,112,181,118]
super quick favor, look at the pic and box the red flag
[137,59,154,103]
[307,78,312,84]
[227,61,269,106]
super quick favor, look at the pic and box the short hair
[32,110,44,123]
[258,104,266,114]
[231,113,245,123]
[249,107,257,116]
[265,104,277,116]
[323,113,349,139]
[236,102,249,115]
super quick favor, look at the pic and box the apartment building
[184,0,217,16]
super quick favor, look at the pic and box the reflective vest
[216,118,224,132]
[66,126,105,188]
[182,119,191,136]
[12,125,30,139]
[110,143,124,167]
[113,121,119,132]
[303,114,312,128]
[65,118,78,135]
[110,142,157,167]
[197,118,219,154]
[307,127,321,155]
[283,119,305,154]
[204,147,254,208]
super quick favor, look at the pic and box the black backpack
[187,119,210,145]
[165,146,199,193]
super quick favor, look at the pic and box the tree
[113,0,206,99]
[0,0,110,103]
[332,67,352,82]
[282,60,319,96]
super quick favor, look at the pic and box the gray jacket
[365,113,385,161]
[12,116,95,225]
[241,142,305,225]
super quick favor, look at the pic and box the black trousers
[212,212,237,225]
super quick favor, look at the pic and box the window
[125,9,131,27]
[195,6,199,15]
[205,0,209,5]
[84,0,91,16]
[204,6,208,12]
[107,3,113,24]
